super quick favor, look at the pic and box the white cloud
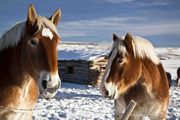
[104,0,170,6]
[105,0,135,4]
[59,29,87,38]
[59,16,180,39]
[135,1,170,7]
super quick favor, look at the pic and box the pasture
[32,44,180,120]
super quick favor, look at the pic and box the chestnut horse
[0,5,61,120]
[100,33,169,120]
[176,67,180,86]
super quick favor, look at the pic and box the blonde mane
[132,36,160,64]
[0,16,58,52]
[0,22,25,51]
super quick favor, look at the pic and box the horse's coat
[0,5,61,120]
[100,33,169,120]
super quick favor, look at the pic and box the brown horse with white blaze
[100,33,169,120]
[0,5,61,120]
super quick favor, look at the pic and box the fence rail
[120,100,137,120]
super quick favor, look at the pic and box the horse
[100,33,169,120]
[166,72,171,88]
[0,5,61,120]
[176,67,180,86]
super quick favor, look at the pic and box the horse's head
[22,5,61,98]
[100,33,143,99]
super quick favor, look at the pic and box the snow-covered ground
[57,42,110,61]
[33,43,180,120]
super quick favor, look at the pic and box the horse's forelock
[36,16,58,36]
[117,39,127,57]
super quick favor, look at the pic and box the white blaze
[101,40,126,98]
[104,46,118,96]
[104,47,117,82]
[42,28,53,40]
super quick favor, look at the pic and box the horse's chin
[113,91,120,100]
[40,90,58,99]
[109,90,119,100]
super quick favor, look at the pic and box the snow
[33,83,114,120]
[58,42,110,61]
[33,43,180,120]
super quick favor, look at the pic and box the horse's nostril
[42,80,47,90]
[105,90,109,96]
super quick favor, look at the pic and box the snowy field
[33,43,180,120]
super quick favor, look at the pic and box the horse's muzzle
[100,82,117,99]
[39,71,61,99]
[41,80,60,98]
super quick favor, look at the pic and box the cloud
[135,1,170,7]
[105,0,135,4]
[104,0,170,6]
[59,30,87,38]
[59,16,180,40]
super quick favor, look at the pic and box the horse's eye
[117,58,123,63]
[30,39,38,45]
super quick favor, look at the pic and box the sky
[0,0,180,47]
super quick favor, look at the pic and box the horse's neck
[21,75,39,106]
[0,47,38,108]
[0,46,28,86]
[141,59,158,80]
[140,59,161,96]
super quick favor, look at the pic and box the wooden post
[120,100,137,120]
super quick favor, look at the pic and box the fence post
[120,100,137,120]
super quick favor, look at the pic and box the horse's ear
[27,4,37,25]
[113,33,119,41]
[124,33,134,54]
[50,9,61,26]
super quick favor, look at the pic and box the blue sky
[0,0,180,47]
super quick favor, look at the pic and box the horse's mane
[0,22,25,51]
[0,16,58,52]
[132,36,160,64]
[118,36,160,65]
